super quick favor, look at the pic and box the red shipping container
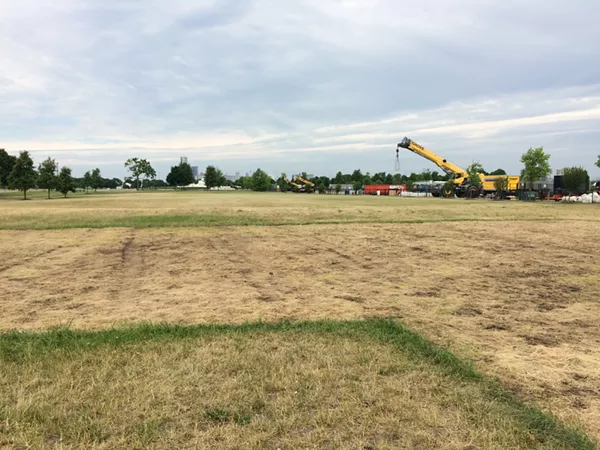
[364,184,391,195]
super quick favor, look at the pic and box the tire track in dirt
[0,246,64,274]
[311,235,389,272]
[206,234,283,303]
[108,231,147,303]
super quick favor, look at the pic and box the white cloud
[1,0,599,177]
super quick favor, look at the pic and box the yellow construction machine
[285,178,303,190]
[291,175,315,193]
[295,175,315,188]
[396,137,520,198]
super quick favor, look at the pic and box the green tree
[83,171,92,192]
[596,155,600,170]
[0,149,17,189]
[37,157,58,199]
[144,178,167,189]
[520,146,551,190]
[124,158,156,190]
[90,168,102,192]
[217,171,227,187]
[235,176,253,190]
[466,162,484,187]
[335,183,342,194]
[167,162,195,187]
[563,166,589,195]
[333,171,343,184]
[180,162,195,187]
[204,165,226,189]
[277,173,289,192]
[371,172,384,183]
[8,151,37,200]
[317,182,326,194]
[251,168,273,192]
[490,168,507,176]
[352,180,362,193]
[166,165,179,187]
[351,169,363,182]
[392,173,402,184]
[100,177,122,189]
[493,176,509,199]
[56,166,76,198]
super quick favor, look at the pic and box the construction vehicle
[285,178,303,191]
[295,175,315,188]
[291,175,315,193]
[396,137,520,198]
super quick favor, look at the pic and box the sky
[1,0,600,180]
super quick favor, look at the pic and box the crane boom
[295,175,315,187]
[396,136,521,198]
[397,137,468,182]
[285,178,302,188]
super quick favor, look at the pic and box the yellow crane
[396,137,520,197]
[295,175,315,188]
[285,178,302,190]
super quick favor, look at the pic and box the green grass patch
[0,213,592,230]
[0,319,594,449]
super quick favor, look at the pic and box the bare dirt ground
[2,220,600,436]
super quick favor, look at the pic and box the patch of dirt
[561,320,592,328]
[454,307,483,317]
[257,294,278,303]
[521,335,560,347]
[336,295,364,303]
[120,236,135,262]
[484,323,510,331]
[412,290,441,298]
[537,302,568,312]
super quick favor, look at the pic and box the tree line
[2,147,599,199]
[0,150,76,199]
[0,149,126,199]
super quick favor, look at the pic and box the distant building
[191,166,199,179]
[327,183,355,194]
[180,156,188,164]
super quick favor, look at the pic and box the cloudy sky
[1,0,599,179]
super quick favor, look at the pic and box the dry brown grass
[0,331,567,449]
[1,191,600,229]
[2,220,600,438]
[2,192,600,440]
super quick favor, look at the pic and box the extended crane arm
[285,178,302,188]
[296,175,315,187]
[397,137,468,181]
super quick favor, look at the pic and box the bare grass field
[1,191,600,444]
[1,190,600,229]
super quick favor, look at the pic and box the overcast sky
[1,0,599,179]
